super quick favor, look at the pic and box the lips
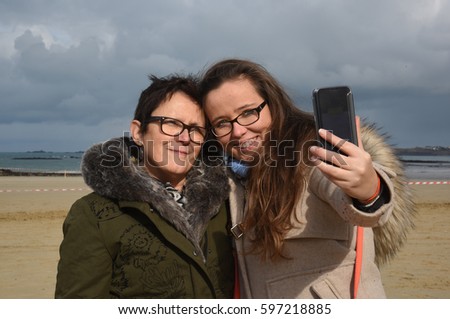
[170,148,189,156]
[165,140,190,154]
[237,139,260,152]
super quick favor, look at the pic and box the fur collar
[81,137,230,262]
[361,122,417,265]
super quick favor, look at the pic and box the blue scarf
[226,156,249,179]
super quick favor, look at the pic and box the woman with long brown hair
[200,58,415,298]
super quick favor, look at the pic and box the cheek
[144,143,163,165]
[143,137,168,159]
[259,108,273,132]
[188,145,199,159]
[216,136,231,152]
[260,115,272,132]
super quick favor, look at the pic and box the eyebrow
[185,120,205,127]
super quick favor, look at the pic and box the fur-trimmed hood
[361,123,417,265]
[81,137,230,261]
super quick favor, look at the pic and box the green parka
[55,137,234,298]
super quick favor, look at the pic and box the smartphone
[312,86,358,154]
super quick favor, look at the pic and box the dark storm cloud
[0,0,449,150]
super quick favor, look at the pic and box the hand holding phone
[311,87,380,202]
[312,86,358,154]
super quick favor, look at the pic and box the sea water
[0,152,83,173]
[399,155,450,181]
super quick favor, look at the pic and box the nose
[176,128,191,144]
[230,121,247,138]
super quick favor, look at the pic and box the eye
[214,119,230,128]
[192,126,206,136]
[164,119,182,127]
[240,109,256,117]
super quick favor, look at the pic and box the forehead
[204,78,261,115]
[208,78,258,100]
[153,92,204,124]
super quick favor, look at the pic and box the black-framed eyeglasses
[144,116,207,145]
[210,101,267,137]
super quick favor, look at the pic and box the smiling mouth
[166,143,189,154]
[170,148,189,155]
[238,139,259,151]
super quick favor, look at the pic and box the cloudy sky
[1,0,449,151]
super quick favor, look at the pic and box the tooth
[241,140,256,148]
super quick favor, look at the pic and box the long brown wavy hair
[200,59,317,260]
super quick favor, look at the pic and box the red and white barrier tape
[406,181,449,185]
[1,181,449,193]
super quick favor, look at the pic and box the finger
[318,129,357,157]
[355,115,364,150]
[318,129,346,150]
[314,158,353,182]
[310,145,352,169]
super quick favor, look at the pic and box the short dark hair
[134,74,201,134]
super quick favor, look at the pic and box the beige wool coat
[228,126,415,299]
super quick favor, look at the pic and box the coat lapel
[228,175,254,298]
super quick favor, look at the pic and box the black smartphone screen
[312,86,358,152]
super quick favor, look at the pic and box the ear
[130,120,143,145]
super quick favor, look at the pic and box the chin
[167,162,190,171]
[231,149,259,164]
[167,160,194,174]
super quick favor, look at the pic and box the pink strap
[353,226,364,298]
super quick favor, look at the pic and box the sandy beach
[0,176,449,299]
